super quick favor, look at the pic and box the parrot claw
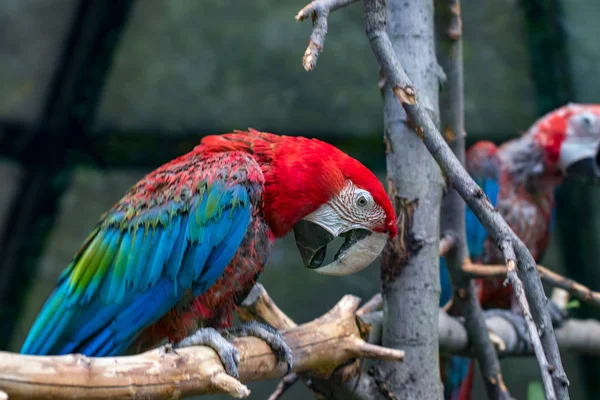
[223,320,293,375]
[174,327,241,378]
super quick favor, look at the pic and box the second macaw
[20,129,397,379]
[440,103,600,400]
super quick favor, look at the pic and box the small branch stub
[296,0,359,71]
[393,85,417,105]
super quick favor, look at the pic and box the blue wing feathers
[21,175,256,357]
[440,156,500,400]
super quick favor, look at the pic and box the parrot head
[530,103,600,183]
[200,129,397,276]
[267,135,397,276]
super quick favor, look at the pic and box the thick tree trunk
[376,0,444,398]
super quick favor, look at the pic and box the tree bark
[434,1,510,398]
[376,0,444,398]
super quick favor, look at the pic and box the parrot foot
[222,320,293,375]
[174,327,241,378]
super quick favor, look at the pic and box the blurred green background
[0,0,599,398]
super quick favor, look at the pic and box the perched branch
[238,284,389,400]
[364,310,600,357]
[435,0,509,397]
[295,0,359,71]
[0,294,403,400]
[501,242,555,400]
[362,0,569,397]
[463,262,600,309]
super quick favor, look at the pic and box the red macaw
[440,103,600,399]
[20,129,397,379]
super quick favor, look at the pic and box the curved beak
[565,153,600,184]
[293,220,388,276]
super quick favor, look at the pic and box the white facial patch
[559,111,600,172]
[302,181,385,236]
[312,232,388,276]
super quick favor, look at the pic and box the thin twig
[356,292,382,316]
[295,0,359,71]
[435,0,510,397]
[267,373,300,400]
[362,0,569,397]
[463,262,600,309]
[501,241,556,400]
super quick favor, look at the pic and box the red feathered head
[528,103,600,181]
[200,129,397,276]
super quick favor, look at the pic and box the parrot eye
[355,191,373,209]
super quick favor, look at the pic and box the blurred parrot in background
[440,103,600,400]
[20,129,397,379]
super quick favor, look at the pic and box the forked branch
[296,0,359,71]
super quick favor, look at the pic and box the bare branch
[295,0,359,71]
[238,284,387,400]
[362,0,569,397]
[462,262,600,309]
[501,241,556,400]
[0,294,403,400]
[267,373,300,400]
[435,0,509,397]
[238,283,297,329]
[356,292,382,316]
[364,310,600,357]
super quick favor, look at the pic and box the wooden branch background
[434,0,510,397]
[2,284,600,399]
[0,287,403,400]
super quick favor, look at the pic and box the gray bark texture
[363,0,570,397]
[362,311,600,357]
[434,1,510,398]
[375,0,444,398]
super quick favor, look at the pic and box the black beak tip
[293,220,334,269]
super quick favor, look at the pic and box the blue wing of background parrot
[439,169,499,400]
[21,173,256,357]
[439,176,499,307]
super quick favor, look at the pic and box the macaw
[439,103,600,400]
[20,129,397,379]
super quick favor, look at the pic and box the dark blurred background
[0,0,599,399]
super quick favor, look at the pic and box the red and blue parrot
[20,129,397,379]
[439,103,600,399]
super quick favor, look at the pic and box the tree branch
[435,0,509,398]
[363,310,600,358]
[0,293,403,400]
[238,284,385,400]
[267,373,300,400]
[501,241,556,399]
[463,262,600,309]
[362,0,569,397]
[296,0,360,71]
